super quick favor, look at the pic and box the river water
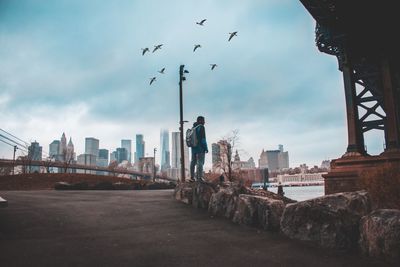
[267,185,325,201]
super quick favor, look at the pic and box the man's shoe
[198,177,206,183]
[189,178,195,182]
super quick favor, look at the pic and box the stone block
[174,183,193,205]
[192,182,217,209]
[359,209,400,261]
[281,190,371,249]
[208,188,238,219]
[232,194,284,231]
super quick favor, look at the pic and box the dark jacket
[191,122,208,154]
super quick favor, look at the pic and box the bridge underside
[300,0,400,208]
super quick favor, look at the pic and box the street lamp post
[179,65,189,183]
[12,145,17,175]
[153,148,157,182]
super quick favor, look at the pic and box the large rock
[232,194,284,231]
[359,209,400,261]
[208,188,238,219]
[192,182,217,209]
[281,190,371,249]
[174,183,193,205]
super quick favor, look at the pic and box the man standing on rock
[189,116,208,182]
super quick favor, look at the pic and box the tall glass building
[160,129,170,170]
[171,132,189,171]
[85,137,99,157]
[49,140,60,158]
[121,139,132,163]
[135,134,145,163]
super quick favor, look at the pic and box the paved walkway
[0,190,386,267]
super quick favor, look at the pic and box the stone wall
[174,181,400,263]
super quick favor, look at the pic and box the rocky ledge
[174,181,400,262]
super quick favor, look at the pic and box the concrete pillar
[381,58,400,152]
[342,52,366,155]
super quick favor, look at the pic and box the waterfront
[267,185,325,201]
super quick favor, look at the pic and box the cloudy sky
[0,0,385,168]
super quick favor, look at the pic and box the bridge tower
[300,0,400,207]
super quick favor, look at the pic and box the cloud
[0,0,386,168]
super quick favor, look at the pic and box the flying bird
[210,64,217,70]
[158,68,165,74]
[196,19,207,26]
[141,47,150,55]
[193,44,201,52]
[152,44,163,53]
[228,31,238,41]
[149,77,156,85]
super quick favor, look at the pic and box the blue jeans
[190,152,205,180]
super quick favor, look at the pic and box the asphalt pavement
[0,190,387,267]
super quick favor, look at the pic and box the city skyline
[0,1,386,167]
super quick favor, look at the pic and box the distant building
[49,140,60,158]
[320,160,331,170]
[135,134,145,163]
[211,143,221,171]
[97,149,109,174]
[171,132,189,176]
[77,154,97,174]
[211,140,231,174]
[258,145,289,172]
[110,151,117,163]
[277,172,326,184]
[28,141,42,173]
[121,139,132,163]
[160,129,170,171]
[85,137,99,157]
[59,132,67,155]
[116,147,128,163]
[166,167,180,181]
[66,137,75,161]
[232,150,256,171]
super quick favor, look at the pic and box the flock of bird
[142,19,238,85]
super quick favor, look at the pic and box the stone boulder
[359,209,400,261]
[281,190,371,249]
[174,182,193,205]
[232,194,285,231]
[55,181,88,190]
[92,181,114,190]
[54,182,72,190]
[113,182,133,190]
[208,188,238,219]
[192,182,217,209]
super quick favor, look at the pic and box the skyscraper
[49,140,60,158]
[135,134,145,163]
[160,129,170,171]
[171,132,189,172]
[59,132,67,155]
[28,141,42,173]
[85,137,99,157]
[121,139,132,163]
[116,147,128,163]
[66,137,75,161]
[97,149,109,167]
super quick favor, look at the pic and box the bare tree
[18,154,33,174]
[43,156,55,173]
[61,149,73,173]
[214,129,240,182]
